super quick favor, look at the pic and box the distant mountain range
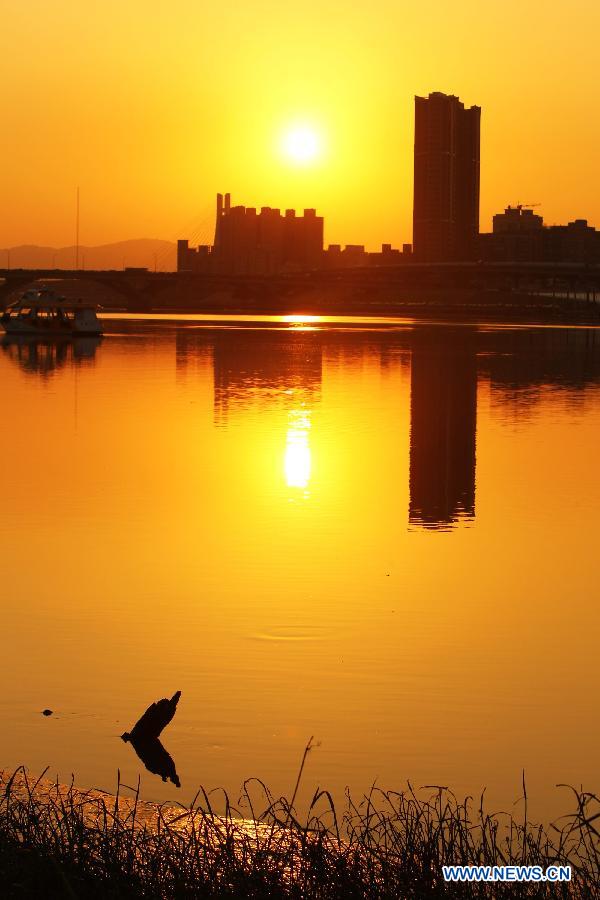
[1,239,177,272]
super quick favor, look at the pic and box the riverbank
[4,274,600,327]
[2,767,599,898]
[116,289,600,327]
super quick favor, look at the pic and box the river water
[1,314,599,822]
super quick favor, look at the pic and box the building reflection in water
[212,331,321,494]
[176,325,479,516]
[478,327,600,421]
[176,327,322,493]
[1,335,101,377]
[173,323,600,530]
[409,328,477,529]
[211,330,322,425]
[407,327,600,530]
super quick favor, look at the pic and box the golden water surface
[1,316,599,822]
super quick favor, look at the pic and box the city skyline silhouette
[2,1,598,253]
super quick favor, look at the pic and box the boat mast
[75,186,80,270]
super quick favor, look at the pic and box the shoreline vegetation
[2,763,599,898]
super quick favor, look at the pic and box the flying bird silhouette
[121,691,181,743]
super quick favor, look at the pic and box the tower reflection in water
[176,324,481,523]
[408,328,477,529]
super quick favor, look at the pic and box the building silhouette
[322,242,412,268]
[177,240,212,273]
[493,205,544,233]
[480,205,600,263]
[479,204,545,262]
[178,194,323,275]
[413,92,480,262]
[409,329,477,528]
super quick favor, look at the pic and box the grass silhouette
[1,756,599,898]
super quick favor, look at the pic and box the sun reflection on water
[284,410,312,491]
[281,315,321,330]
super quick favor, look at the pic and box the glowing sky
[1,0,598,250]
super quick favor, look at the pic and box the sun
[281,126,321,165]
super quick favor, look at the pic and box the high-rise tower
[412,92,480,261]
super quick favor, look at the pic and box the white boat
[0,289,103,336]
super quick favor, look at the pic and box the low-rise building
[322,242,411,269]
[480,206,600,263]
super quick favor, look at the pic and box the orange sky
[1,0,599,251]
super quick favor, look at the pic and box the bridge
[0,269,180,310]
[1,262,599,311]
[0,268,292,310]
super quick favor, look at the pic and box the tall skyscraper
[413,92,481,262]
